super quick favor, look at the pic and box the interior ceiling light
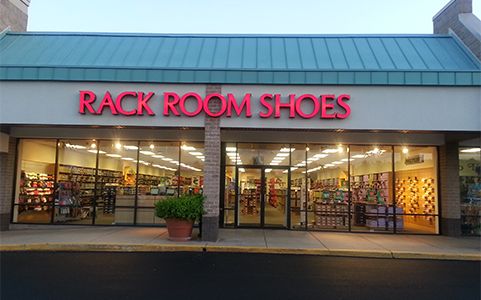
[106,154,122,158]
[162,158,173,161]
[265,168,272,173]
[124,145,138,150]
[307,157,319,161]
[239,168,246,172]
[115,143,122,149]
[87,150,106,154]
[280,147,295,152]
[152,154,164,158]
[402,147,409,154]
[121,157,134,161]
[189,152,203,156]
[181,145,196,151]
[225,147,237,152]
[290,167,298,171]
[313,154,328,158]
[337,145,344,153]
[352,154,365,159]
[66,143,87,150]
[276,153,290,157]
[322,149,339,153]
[341,158,354,162]
[460,148,480,153]
[332,161,344,164]
[139,150,155,156]
[270,162,280,165]
[149,144,155,149]
[90,142,97,149]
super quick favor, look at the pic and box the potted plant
[154,194,204,241]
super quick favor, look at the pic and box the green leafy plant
[154,194,204,221]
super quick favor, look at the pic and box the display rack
[241,179,261,215]
[267,177,286,208]
[18,172,54,212]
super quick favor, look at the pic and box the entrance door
[237,167,288,228]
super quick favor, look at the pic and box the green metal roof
[0,32,480,85]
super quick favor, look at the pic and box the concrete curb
[1,243,480,261]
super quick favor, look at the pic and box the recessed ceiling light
[189,152,203,156]
[106,154,122,158]
[124,145,138,150]
[313,154,328,158]
[276,153,290,157]
[152,154,164,158]
[139,150,155,156]
[162,158,173,161]
[460,148,480,153]
[225,147,237,152]
[66,143,87,150]
[121,157,134,161]
[322,149,339,153]
[181,145,196,151]
[280,147,294,152]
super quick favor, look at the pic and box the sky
[27,0,481,34]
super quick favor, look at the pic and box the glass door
[236,166,289,228]
[264,168,288,227]
[237,167,262,226]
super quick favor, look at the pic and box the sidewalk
[1,227,480,261]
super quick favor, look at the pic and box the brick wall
[433,0,481,60]
[202,84,222,241]
[0,136,17,231]
[439,142,461,236]
[0,0,29,32]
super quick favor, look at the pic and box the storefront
[0,32,480,239]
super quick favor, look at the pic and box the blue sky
[27,0,481,34]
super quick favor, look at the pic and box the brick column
[202,84,222,241]
[439,142,461,236]
[0,136,17,231]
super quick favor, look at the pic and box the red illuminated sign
[79,91,351,119]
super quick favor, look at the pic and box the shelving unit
[267,177,286,208]
[241,179,261,216]
[18,172,54,212]
[57,164,123,219]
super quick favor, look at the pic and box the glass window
[224,166,236,226]
[180,142,204,196]
[237,143,290,166]
[224,143,237,166]
[307,144,349,231]
[350,145,393,232]
[394,146,439,234]
[136,141,180,225]
[55,140,97,224]
[96,140,137,225]
[14,139,56,223]
[289,144,307,229]
[459,147,481,235]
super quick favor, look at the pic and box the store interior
[14,139,204,225]
[224,143,439,233]
[13,138,444,233]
